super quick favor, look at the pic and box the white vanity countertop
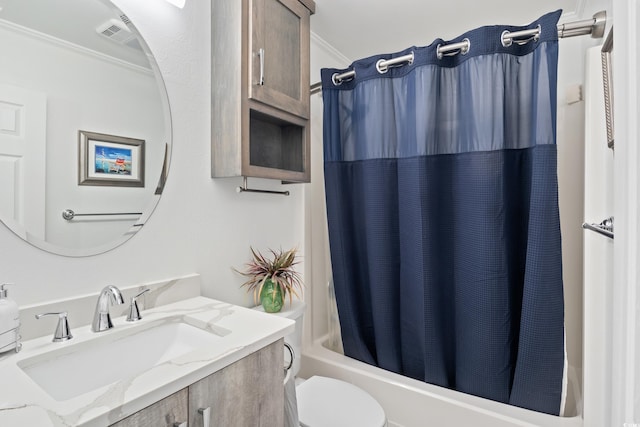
[0,296,294,426]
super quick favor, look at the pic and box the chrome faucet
[92,285,124,332]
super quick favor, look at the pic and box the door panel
[582,46,613,427]
[0,84,46,239]
[250,0,309,119]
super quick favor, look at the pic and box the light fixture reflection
[165,0,185,8]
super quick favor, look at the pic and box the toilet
[254,300,387,427]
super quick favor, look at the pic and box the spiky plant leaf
[233,247,304,306]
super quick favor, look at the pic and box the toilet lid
[297,376,386,427]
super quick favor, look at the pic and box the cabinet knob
[198,407,211,427]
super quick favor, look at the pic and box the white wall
[0,0,305,309]
[303,34,350,348]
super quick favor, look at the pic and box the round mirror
[0,0,171,256]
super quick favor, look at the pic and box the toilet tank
[253,299,306,376]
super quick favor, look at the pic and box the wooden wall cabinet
[212,0,315,183]
[109,340,283,427]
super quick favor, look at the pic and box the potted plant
[235,247,303,313]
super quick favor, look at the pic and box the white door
[0,84,46,240]
[611,1,640,424]
[583,45,614,427]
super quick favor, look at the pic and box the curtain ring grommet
[437,39,470,59]
[501,25,541,47]
[460,38,470,55]
[331,72,343,86]
[501,30,513,47]
[531,24,542,43]
[376,51,414,74]
[376,58,389,74]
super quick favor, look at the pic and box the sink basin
[18,321,222,401]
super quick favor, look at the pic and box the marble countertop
[0,296,294,426]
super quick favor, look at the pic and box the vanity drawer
[109,388,188,427]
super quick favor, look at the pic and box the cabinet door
[250,0,310,119]
[109,388,188,427]
[189,340,284,427]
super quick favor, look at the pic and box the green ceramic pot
[260,278,284,313]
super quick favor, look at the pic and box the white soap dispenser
[0,284,20,353]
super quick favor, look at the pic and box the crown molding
[0,18,152,76]
[310,31,351,68]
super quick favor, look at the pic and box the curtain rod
[310,10,607,95]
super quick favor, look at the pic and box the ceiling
[1,0,597,75]
[310,0,586,61]
[0,0,150,68]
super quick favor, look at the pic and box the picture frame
[78,130,145,187]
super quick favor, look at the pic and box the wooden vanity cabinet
[109,389,188,427]
[212,0,315,182]
[108,340,284,427]
[189,339,284,426]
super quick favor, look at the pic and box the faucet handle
[35,312,73,342]
[126,288,150,322]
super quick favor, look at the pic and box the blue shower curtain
[321,10,565,415]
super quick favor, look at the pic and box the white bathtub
[299,336,582,427]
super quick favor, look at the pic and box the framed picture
[78,131,145,187]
